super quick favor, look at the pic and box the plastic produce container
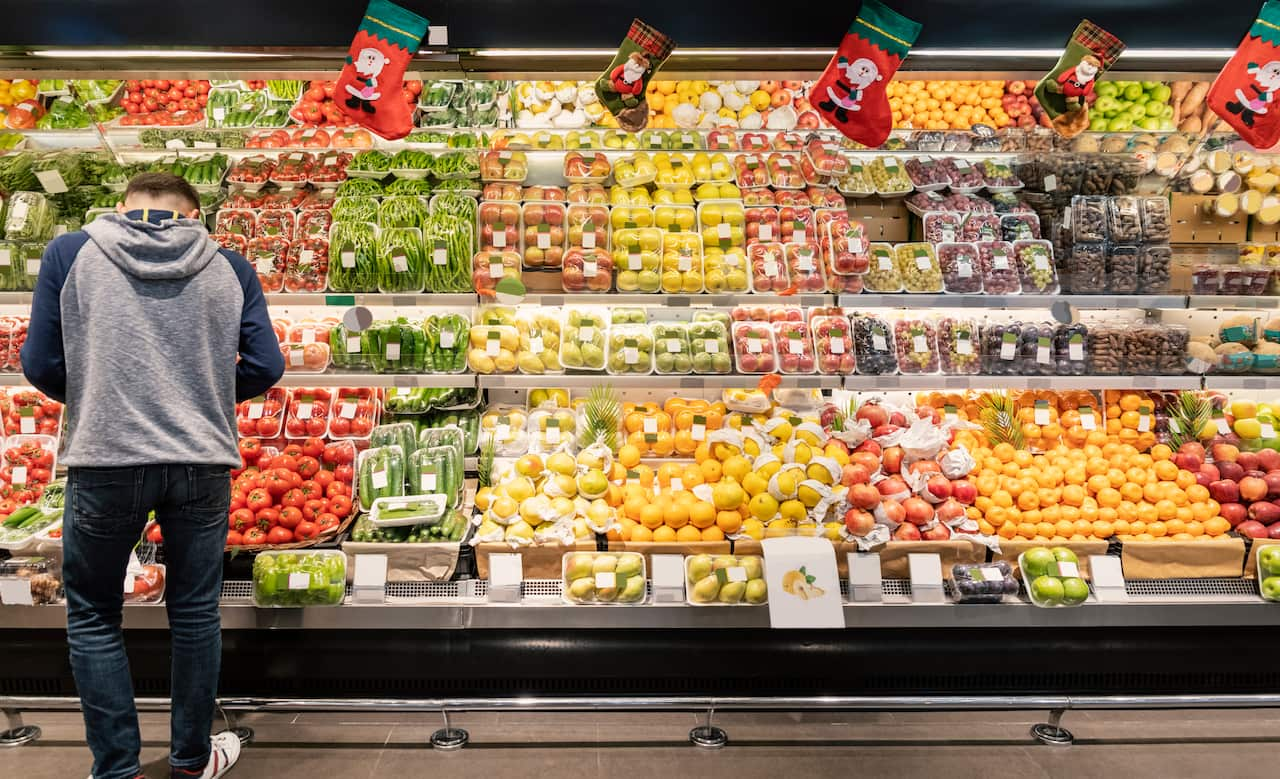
[685,553,768,605]
[852,314,898,375]
[773,319,816,374]
[1019,547,1089,608]
[951,562,1019,604]
[687,319,732,375]
[0,556,60,605]
[252,551,346,607]
[811,315,855,375]
[124,562,166,604]
[562,552,647,605]
[561,307,608,372]
[731,321,777,374]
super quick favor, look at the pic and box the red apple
[877,476,909,498]
[934,498,966,523]
[1240,451,1261,471]
[1179,441,1206,460]
[1212,443,1241,463]
[843,508,876,536]
[902,496,934,526]
[841,463,871,486]
[1264,471,1280,499]
[1269,523,1280,539]
[1218,461,1245,483]
[951,479,977,505]
[889,411,907,427]
[854,439,881,457]
[1237,519,1269,539]
[1219,502,1248,527]
[1174,452,1203,472]
[851,451,881,473]
[872,423,902,438]
[1240,476,1269,502]
[1258,449,1280,472]
[1250,501,1280,523]
[1209,479,1241,504]
[1199,463,1221,482]
[892,522,921,541]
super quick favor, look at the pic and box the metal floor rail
[6,693,1280,750]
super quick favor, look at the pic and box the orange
[674,525,701,542]
[1125,467,1149,486]
[1061,505,1081,523]
[1119,393,1143,412]
[700,526,725,541]
[1097,487,1122,508]
[700,459,722,483]
[1024,509,1043,525]
[1148,521,1169,537]
[664,502,690,529]
[1112,519,1131,536]
[1055,519,1075,538]
[1130,520,1148,535]
[992,490,1013,508]
[1087,474,1111,494]
[1093,520,1115,538]
[1165,518,1188,536]
[1036,522,1056,538]
[1204,517,1230,536]
[998,521,1018,539]
[1016,522,1037,539]
[1062,484,1086,506]
[652,526,677,542]
[624,496,645,521]
[1119,482,1144,503]
[1143,482,1165,504]
[1137,502,1158,523]
[1117,501,1137,522]
[1151,443,1173,461]
[1042,505,1062,524]
[1098,507,1118,523]
[715,511,741,534]
[630,525,653,542]
[1176,506,1194,523]
[1175,469,1196,490]
[1086,457,1109,476]
[1153,460,1179,482]
[640,504,664,529]
[993,443,1016,462]
[1187,484,1210,503]
[1017,491,1040,511]
[618,444,642,468]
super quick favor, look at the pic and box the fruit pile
[226,437,356,547]
[887,80,1015,130]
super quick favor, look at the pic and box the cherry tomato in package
[236,387,288,438]
[284,388,332,439]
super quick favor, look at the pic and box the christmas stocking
[813,0,921,149]
[594,19,675,132]
[1209,1,1280,148]
[1033,20,1125,139]
[335,0,429,140]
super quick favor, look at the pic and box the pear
[692,574,721,603]
[581,342,605,368]
[740,556,764,581]
[687,554,713,584]
[615,554,643,577]
[565,555,594,581]
[567,577,596,602]
[744,579,768,604]
[560,342,584,367]
[595,580,619,602]
[713,555,738,571]
[591,555,618,573]
[619,575,646,603]
[718,581,747,604]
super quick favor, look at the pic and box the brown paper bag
[607,540,731,564]
[876,540,987,579]
[1121,538,1245,579]
[341,541,460,583]
[994,539,1110,579]
[1244,538,1280,578]
[473,541,597,579]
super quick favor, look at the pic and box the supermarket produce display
[11,19,1280,708]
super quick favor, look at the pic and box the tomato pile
[0,438,55,518]
[226,437,356,547]
[118,78,210,126]
[290,80,420,127]
[5,391,61,437]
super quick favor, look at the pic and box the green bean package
[377,226,425,293]
[369,422,418,461]
[329,322,372,371]
[423,211,474,293]
[328,221,380,292]
[378,196,429,229]
[409,445,463,510]
[424,313,470,373]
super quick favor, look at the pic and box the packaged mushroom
[1254,341,1280,374]
[1221,314,1260,345]
[1185,341,1217,375]
[1265,316,1280,344]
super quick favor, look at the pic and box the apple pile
[838,401,978,544]
[1178,440,1280,540]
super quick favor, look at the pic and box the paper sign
[847,552,882,603]
[488,553,523,602]
[762,536,845,628]
[1089,555,1127,603]
[650,554,686,603]
[0,579,33,606]
[908,553,945,603]
[11,466,26,485]
[353,554,388,590]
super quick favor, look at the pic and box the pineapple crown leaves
[976,391,1024,449]
[1169,391,1209,449]
[578,385,620,451]
[477,432,497,489]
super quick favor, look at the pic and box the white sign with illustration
[761,536,845,629]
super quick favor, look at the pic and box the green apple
[1051,547,1080,565]
[1095,81,1119,98]
[1094,95,1120,115]
[1123,83,1144,101]
[1089,116,1110,132]
[1259,546,1280,576]
[1061,577,1090,605]
[1262,576,1280,601]
[1031,575,1065,606]
[1138,117,1162,131]
[1151,84,1172,102]
[1023,547,1057,578]
[1108,116,1134,132]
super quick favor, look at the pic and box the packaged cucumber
[369,422,418,461]
[357,445,405,513]
[408,444,463,510]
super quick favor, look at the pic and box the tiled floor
[2,707,1278,778]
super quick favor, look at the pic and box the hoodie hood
[82,213,222,280]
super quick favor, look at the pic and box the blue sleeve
[20,234,88,403]
[223,250,285,402]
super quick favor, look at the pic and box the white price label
[300,328,316,345]
[18,416,32,434]
[678,252,692,272]
[1034,405,1050,426]
[247,400,264,419]
[992,250,1009,270]
[1036,344,1050,364]
[536,231,551,249]
[594,572,616,589]
[289,348,304,367]
[1000,340,1016,360]
[391,253,408,273]
[346,336,361,354]
[877,254,893,271]
[1034,253,1050,271]
[764,260,780,278]
[296,402,313,420]
[298,249,315,266]
[288,572,310,590]
[433,247,448,265]
[957,336,972,355]
[624,346,638,364]
[1080,410,1097,431]
[670,477,683,492]
[1264,422,1277,439]
[747,337,763,354]
[628,252,641,271]
[1215,416,1231,435]
[26,259,40,276]
[788,336,804,355]
[1044,174,1057,191]
[340,400,358,419]
[421,471,437,492]
[35,169,68,194]
[643,417,659,435]
[760,223,773,240]
[341,250,355,268]
[386,342,401,361]
[717,223,731,239]
[977,567,1004,582]
[441,330,456,349]
[11,466,27,485]
[872,333,887,351]
[1137,413,1151,433]
[706,340,720,354]
[1069,342,1083,361]
[913,334,927,353]
[495,423,510,442]
[546,422,561,444]
[581,326,595,342]
[371,469,388,489]
[486,334,501,357]
[256,257,274,274]
[582,231,596,249]
[489,261,505,280]
[830,335,845,355]
[0,249,10,267]
[797,250,814,272]
[795,229,807,244]
[666,338,681,354]
[915,255,931,271]
[492,230,507,248]
[692,421,706,441]
[727,566,748,583]
[957,260,973,278]
[1055,561,1080,578]
[529,334,543,354]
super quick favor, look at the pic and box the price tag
[35,169,68,194]
[643,416,659,435]
[1034,400,1050,426]
[488,554,523,602]
[1036,336,1051,365]
[352,554,388,600]
[829,330,846,354]
[760,223,774,241]
[623,339,638,364]
[877,253,893,271]
[441,329,456,349]
[11,466,27,486]
[288,572,310,590]
[666,338,681,354]
[670,477,683,492]
[247,397,264,419]
[391,252,409,273]
[762,536,845,628]
[1000,331,1016,360]
[957,259,973,278]
[371,469,388,490]
[0,249,11,267]
[944,404,957,421]
[793,222,807,243]
[796,248,815,272]
[583,258,597,277]
[764,257,780,278]
[976,567,1005,582]
[915,251,931,271]
[706,339,720,354]
[1068,334,1084,361]
[18,410,33,434]
[529,334,544,354]
[382,339,400,361]
[486,332,501,357]
[545,418,561,444]
[912,333,927,353]
[872,327,888,352]
[296,396,313,420]
[1167,417,1181,434]
[495,418,511,442]
[1137,406,1151,433]
[340,398,358,419]
[1054,561,1080,578]
[256,256,275,274]
[1033,251,1050,271]
[992,248,1010,270]
[1044,174,1057,191]
[0,578,33,606]
[581,326,595,343]
[594,571,616,590]
[433,242,448,265]
[341,250,355,268]
[298,249,315,267]
[488,256,505,280]
[536,225,551,249]
[1264,422,1277,439]
[492,224,507,248]
[788,335,804,355]
[299,328,316,345]
[628,252,641,271]
[908,553,945,603]
[747,337,763,354]
[289,347,304,367]
[346,336,361,354]
[956,333,972,355]
[1080,407,1097,431]
[420,466,438,492]
[717,223,731,240]
[678,250,692,272]
[726,566,748,584]
[692,414,706,441]
[1214,411,1230,435]
[25,258,40,276]
[165,138,188,150]
[582,226,596,249]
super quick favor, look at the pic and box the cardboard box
[1171,194,1247,244]
[847,197,910,242]
[1121,538,1245,579]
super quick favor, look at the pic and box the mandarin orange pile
[886,80,1013,130]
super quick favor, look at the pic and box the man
[21,172,284,779]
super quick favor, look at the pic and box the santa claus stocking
[1209,1,1280,148]
[335,0,429,140]
[813,0,921,149]
[594,19,675,132]
[1033,20,1125,139]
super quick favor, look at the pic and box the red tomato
[302,438,325,458]
[255,417,278,437]
[230,491,246,512]
[283,444,304,456]
[264,473,291,498]
[226,531,244,546]
[316,513,341,533]
[280,488,306,508]
[239,438,262,460]
[146,523,164,544]
[295,456,320,479]
[230,508,255,532]
[278,506,304,529]
[312,470,335,489]
[267,526,294,544]
[255,508,280,529]
[328,417,350,437]
[269,454,297,471]
[327,494,353,518]
[349,417,373,437]
[334,464,354,484]
[246,489,272,512]
[325,481,352,499]
[242,528,267,545]
[306,417,327,437]
[323,443,353,465]
[302,498,327,522]
[293,521,319,540]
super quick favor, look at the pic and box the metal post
[429,709,468,750]
[689,705,728,749]
[0,707,40,747]
[1030,708,1074,745]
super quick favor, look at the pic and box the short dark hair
[124,172,199,212]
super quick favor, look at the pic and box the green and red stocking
[1033,20,1125,139]
[594,19,675,132]
[1209,1,1280,148]
[335,0,429,140]
[813,0,921,149]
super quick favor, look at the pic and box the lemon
[712,479,745,510]
[742,472,769,497]
[780,500,807,523]
[722,455,751,482]
[748,493,779,522]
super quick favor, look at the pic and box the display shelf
[838,294,1189,310]
[842,374,1204,391]
[1188,296,1280,310]
[276,373,476,388]
[0,293,33,305]
[1202,376,1280,390]
[479,373,840,390]
[265,293,477,307]
[516,292,834,308]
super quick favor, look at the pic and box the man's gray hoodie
[20,212,284,468]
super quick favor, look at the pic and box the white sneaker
[185,731,242,779]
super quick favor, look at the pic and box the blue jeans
[63,464,231,779]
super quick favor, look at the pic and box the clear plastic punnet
[864,243,902,292]
[562,551,647,605]
[773,319,816,374]
[895,317,940,374]
[684,554,768,605]
[521,201,566,270]
[687,319,733,375]
[560,306,609,373]
[651,321,693,375]
[938,242,982,294]
[731,321,777,374]
[606,324,655,376]
[252,551,346,608]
